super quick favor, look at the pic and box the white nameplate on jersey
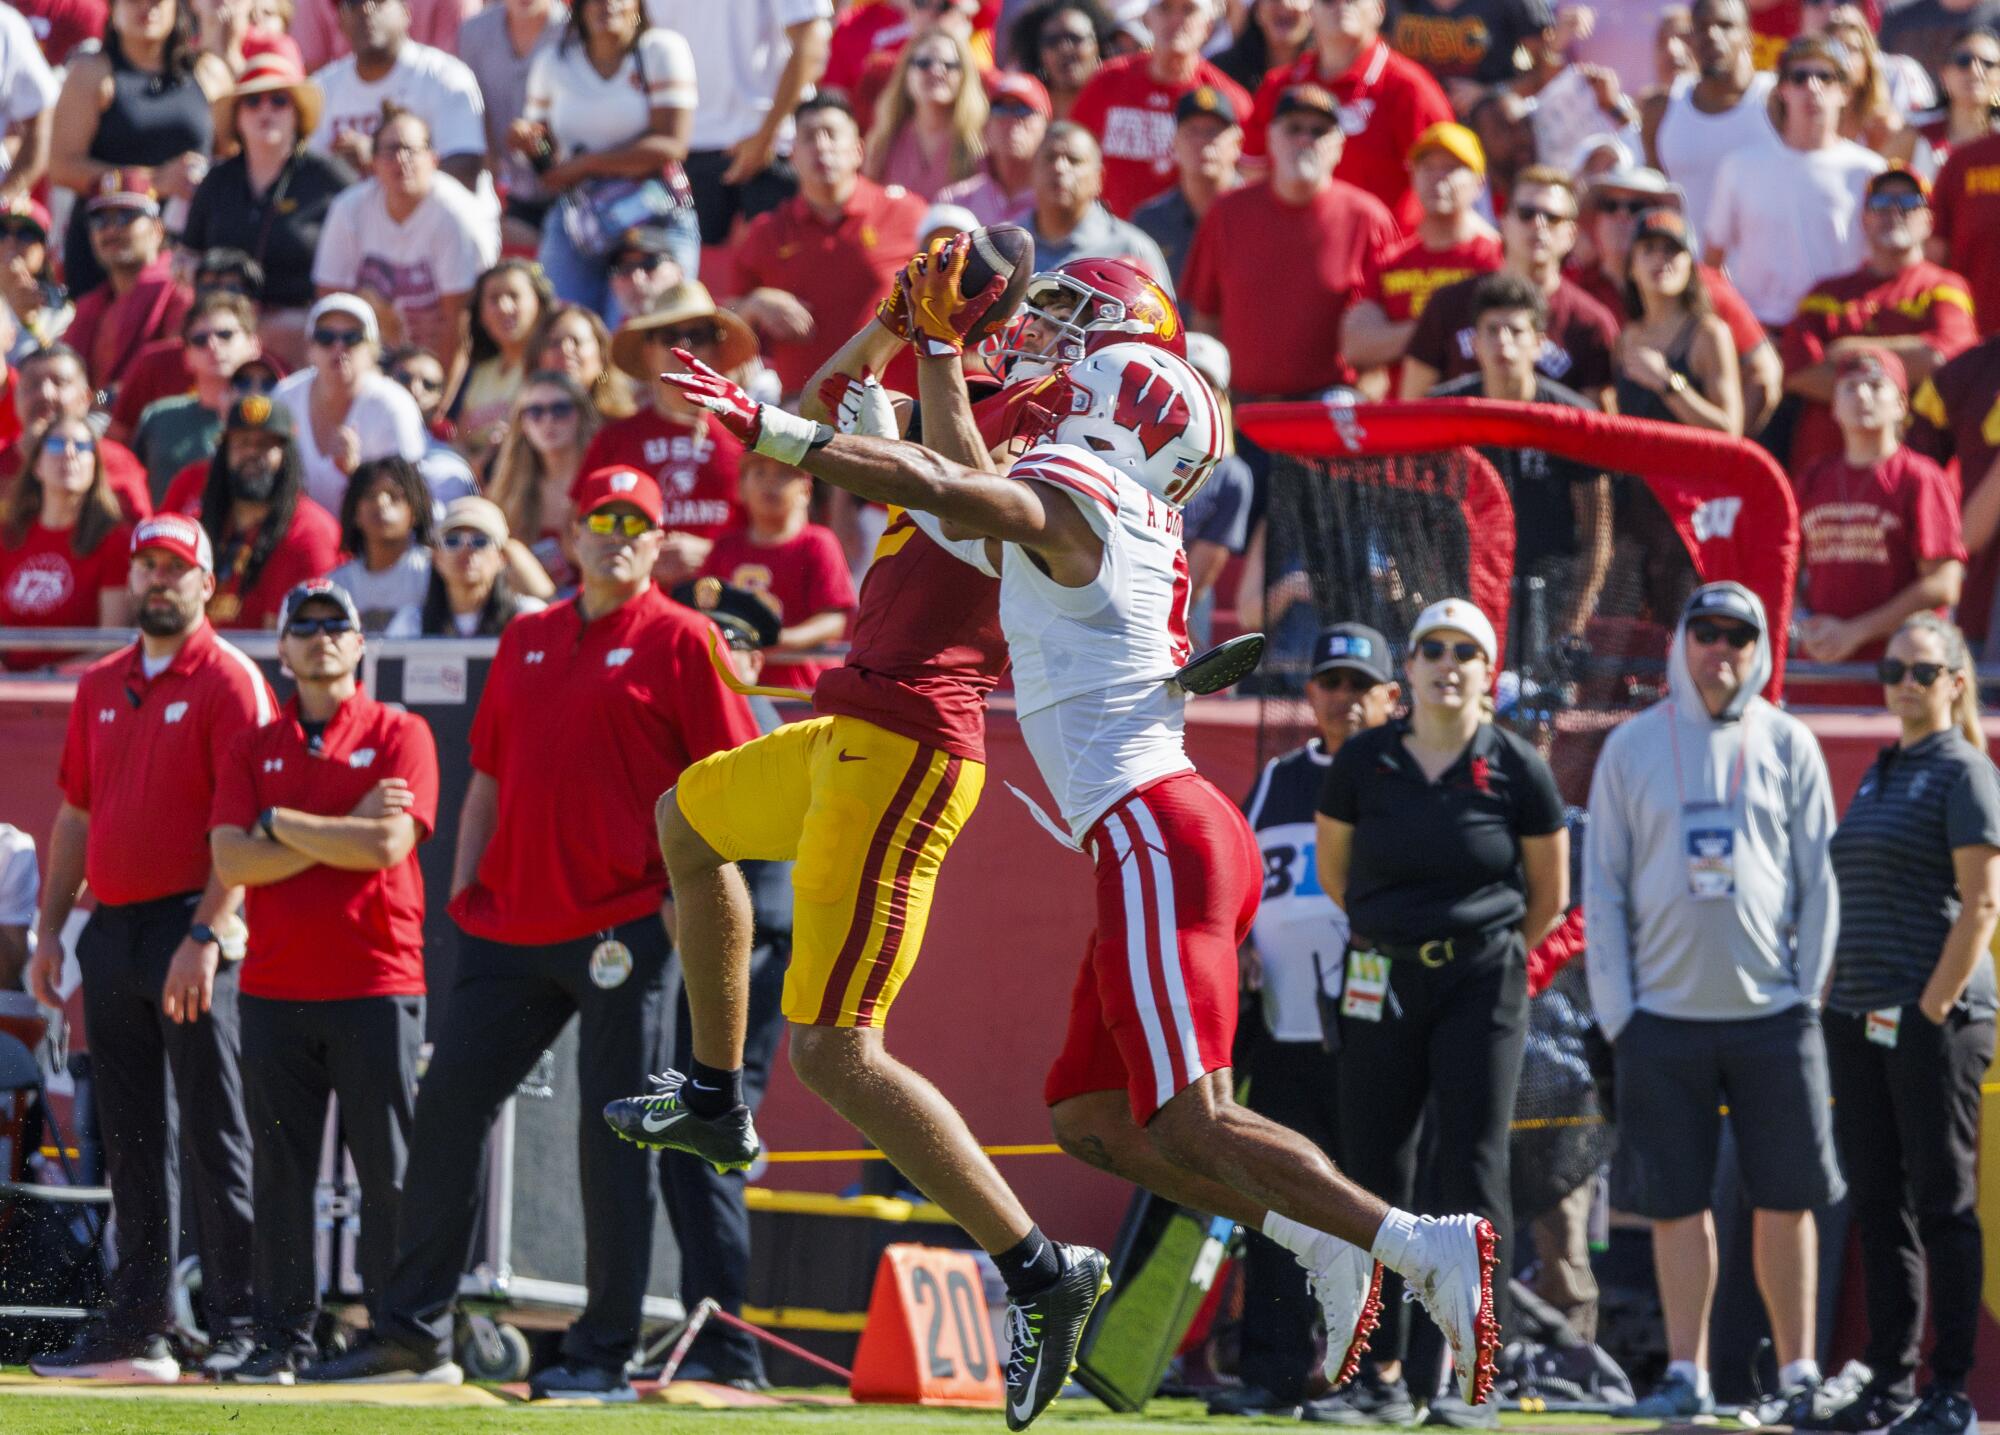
[590,939,633,990]
[1683,809,1735,900]
[1865,1006,1902,1049]
[1341,951,1389,1021]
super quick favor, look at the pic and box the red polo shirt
[1780,259,1978,475]
[210,690,436,1000]
[1242,40,1454,234]
[1182,176,1401,395]
[1932,133,2000,336]
[579,411,743,540]
[58,622,277,905]
[733,177,929,396]
[451,586,760,946]
[1068,54,1254,219]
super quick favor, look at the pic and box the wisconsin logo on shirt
[524,651,546,664]
[606,648,634,667]
[97,708,116,723]
[263,758,284,773]
[348,748,377,769]
[164,701,189,724]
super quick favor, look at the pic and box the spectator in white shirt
[459,0,569,252]
[509,0,697,318]
[308,0,493,213]
[0,3,58,205]
[1705,33,1885,328]
[327,455,437,630]
[273,293,428,515]
[314,106,499,364]
[643,0,832,247]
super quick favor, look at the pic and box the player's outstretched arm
[664,350,1099,574]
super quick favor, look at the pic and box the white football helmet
[1053,341,1225,506]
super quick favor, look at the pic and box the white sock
[1261,1211,1323,1259]
[1369,1208,1422,1277]
[1781,1359,1822,1389]
[1668,1361,1711,1398]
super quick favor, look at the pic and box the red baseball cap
[131,513,215,573]
[573,465,665,525]
[1835,344,1909,398]
[985,71,1052,118]
[0,194,52,239]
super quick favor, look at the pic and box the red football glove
[663,349,765,446]
[905,233,1008,359]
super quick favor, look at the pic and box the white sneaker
[1298,1235,1384,1386]
[1401,1214,1499,1405]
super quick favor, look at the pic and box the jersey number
[1115,363,1190,458]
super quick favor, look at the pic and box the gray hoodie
[1583,585,1838,1039]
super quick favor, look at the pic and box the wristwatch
[1665,371,1689,397]
[191,920,247,961]
[258,806,278,841]
[190,922,218,948]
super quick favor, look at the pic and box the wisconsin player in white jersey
[656,266,1504,1409]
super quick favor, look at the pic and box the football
[958,224,1036,343]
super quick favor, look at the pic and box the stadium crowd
[0,0,1996,1425]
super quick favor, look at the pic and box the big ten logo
[852,1245,1002,1408]
[1261,841,1322,902]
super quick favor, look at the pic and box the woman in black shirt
[1823,614,2000,1435]
[182,54,353,366]
[1316,597,1566,1416]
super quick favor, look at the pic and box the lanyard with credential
[1668,709,1752,812]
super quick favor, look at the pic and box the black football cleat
[1003,1243,1110,1431]
[603,1069,759,1172]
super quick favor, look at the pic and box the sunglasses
[239,91,294,111]
[86,209,145,231]
[441,530,496,551]
[1417,639,1484,664]
[991,98,1039,118]
[230,371,278,393]
[583,511,654,537]
[646,323,720,349]
[41,434,95,457]
[1595,197,1656,216]
[187,326,243,347]
[1689,619,1757,648]
[1877,657,1947,686]
[284,615,356,638]
[1865,190,1926,212]
[312,327,368,349]
[1950,49,1998,69]
[611,253,668,276]
[1512,204,1573,227]
[521,399,578,423]
[1784,67,1842,86]
[910,56,963,74]
[391,368,442,391]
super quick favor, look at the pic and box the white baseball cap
[307,292,381,348]
[1409,597,1498,666]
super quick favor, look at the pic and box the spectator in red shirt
[0,417,134,668]
[1184,84,1399,397]
[698,451,856,693]
[208,577,438,1385]
[1,344,151,519]
[1341,120,1500,387]
[1783,169,1978,476]
[1131,84,1244,289]
[935,70,1050,224]
[197,394,343,628]
[1402,165,1620,404]
[591,286,755,585]
[1908,335,2000,648]
[1009,0,1113,120]
[28,513,273,1383]
[66,176,192,402]
[303,466,757,1400]
[1242,0,1453,233]
[732,93,929,397]
[1570,166,1782,432]
[1068,0,1252,217]
[1927,119,2000,336]
[1796,347,1967,688]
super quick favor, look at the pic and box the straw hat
[224,51,324,140]
[610,282,758,382]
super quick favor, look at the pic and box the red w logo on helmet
[1113,362,1190,458]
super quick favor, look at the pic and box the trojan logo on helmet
[995,256,1188,381]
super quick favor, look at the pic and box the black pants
[1825,1005,1994,1393]
[76,894,256,1337]
[376,915,669,1371]
[1336,934,1528,1369]
[683,148,797,247]
[1237,1019,1341,1401]
[240,993,424,1352]
[658,933,788,1378]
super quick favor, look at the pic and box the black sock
[993,1226,1063,1298]
[685,1060,742,1119]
